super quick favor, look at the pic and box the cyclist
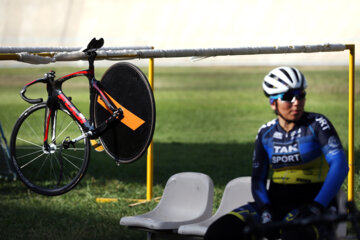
[204,67,349,240]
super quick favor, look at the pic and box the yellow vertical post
[146,58,155,201]
[346,44,355,202]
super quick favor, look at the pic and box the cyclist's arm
[312,115,349,207]
[251,133,270,209]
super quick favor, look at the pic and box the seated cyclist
[204,67,349,240]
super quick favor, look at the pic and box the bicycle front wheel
[10,103,90,196]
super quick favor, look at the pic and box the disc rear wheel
[94,62,156,164]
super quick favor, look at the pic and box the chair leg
[146,232,152,240]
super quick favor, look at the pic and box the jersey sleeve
[251,131,270,209]
[311,114,349,207]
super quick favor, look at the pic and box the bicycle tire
[10,103,90,196]
[94,62,156,164]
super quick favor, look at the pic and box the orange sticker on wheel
[97,92,145,131]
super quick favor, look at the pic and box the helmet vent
[290,67,299,84]
[264,81,274,89]
[280,68,293,83]
[276,77,291,88]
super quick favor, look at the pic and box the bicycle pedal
[90,139,104,152]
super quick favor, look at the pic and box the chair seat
[120,172,214,230]
[177,220,210,236]
[120,215,187,230]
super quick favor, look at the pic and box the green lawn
[0,65,359,239]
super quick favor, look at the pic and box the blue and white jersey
[251,112,348,208]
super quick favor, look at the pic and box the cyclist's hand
[298,201,324,218]
[260,205,273,224]
[282,202,324,240]
[284,201,324,221]
[260,205,279,240]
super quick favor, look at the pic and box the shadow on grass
[86,142,255,187]
[0,202,144,240]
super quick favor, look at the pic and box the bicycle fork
[43,107,57,153]
[43,106,64,186]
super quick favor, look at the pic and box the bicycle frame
[21,51,123,151]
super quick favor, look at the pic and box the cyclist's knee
[204,214,250,240]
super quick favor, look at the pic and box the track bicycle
[10,38,156,196]
[243,201,360,240]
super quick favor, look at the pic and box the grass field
[0,65,359,239]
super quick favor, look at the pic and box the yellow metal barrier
[147,58,155,201]
[346,44,355,202]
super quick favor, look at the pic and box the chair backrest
[178,176,255,236]
[214,176,254,217]
[149,172,214,221]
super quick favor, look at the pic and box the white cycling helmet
[263,66,307,97]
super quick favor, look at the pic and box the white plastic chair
[120,172,214,232]
[178,176,254,236]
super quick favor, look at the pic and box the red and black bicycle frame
[21,51,121,151]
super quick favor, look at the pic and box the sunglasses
[270,90,306,103]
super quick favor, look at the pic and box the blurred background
[0,0,359,66]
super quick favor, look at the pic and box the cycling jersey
[251,112,348,208]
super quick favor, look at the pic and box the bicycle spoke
[53,154,64,186]
[55,120,74,142]
[61,152,85,161]
[24,118,43,143]
[49,155,54,181]
[17,149,43,160]
[16,146,43,150]
[20,152,46,169]
[61,155,81,170]
[16,137,43,148]
[53,153,62,169]
[49,156,60,186]
[34,154,50,180]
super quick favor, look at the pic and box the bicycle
[10,38,156,196]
